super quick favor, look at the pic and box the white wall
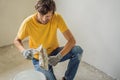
[55,0,120,79]
[0,0,36,46]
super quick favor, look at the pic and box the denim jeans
[32,45,83,80]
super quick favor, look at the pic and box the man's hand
[48,53,63,66]
[22,49,34,60]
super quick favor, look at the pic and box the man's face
[37,11,53,24]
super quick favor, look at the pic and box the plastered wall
[55,0,120,79]
[0,0,36,46]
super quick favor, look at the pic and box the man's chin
[42,21,48,24]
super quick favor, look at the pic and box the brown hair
[35,0,56,15]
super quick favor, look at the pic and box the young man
[14,0,83,80]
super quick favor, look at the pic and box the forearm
[59,29,76,56]
[60,40,76,56]
[14,38,25,53]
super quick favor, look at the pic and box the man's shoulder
[54,12,61,17]
[53,12,63,20]
[22,13,36,24]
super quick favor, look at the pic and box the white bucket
[12,69,46,80]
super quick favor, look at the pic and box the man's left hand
[48,53,63,66]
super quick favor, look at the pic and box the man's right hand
[21,49,34,60]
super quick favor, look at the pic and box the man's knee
[72,45,83,54]
[71,45,83,60]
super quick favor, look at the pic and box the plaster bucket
[12,69,46,80]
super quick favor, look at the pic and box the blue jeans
[32,45,83,80]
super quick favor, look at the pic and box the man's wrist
[57,53,63,60]
[20,49,25,53]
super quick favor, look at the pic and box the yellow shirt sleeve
[17,20,29,40]
[57,14,68,33]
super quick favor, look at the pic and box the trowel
[33,45,49,70]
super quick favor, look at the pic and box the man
[14,0,83,80]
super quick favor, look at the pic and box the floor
[0,41,115,80]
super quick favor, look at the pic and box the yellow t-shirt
[17,12,68,59]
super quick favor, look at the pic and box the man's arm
[14,37,34,60]
[14,37,25,53]
[60,29,76,56]
[48,29,76,66]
